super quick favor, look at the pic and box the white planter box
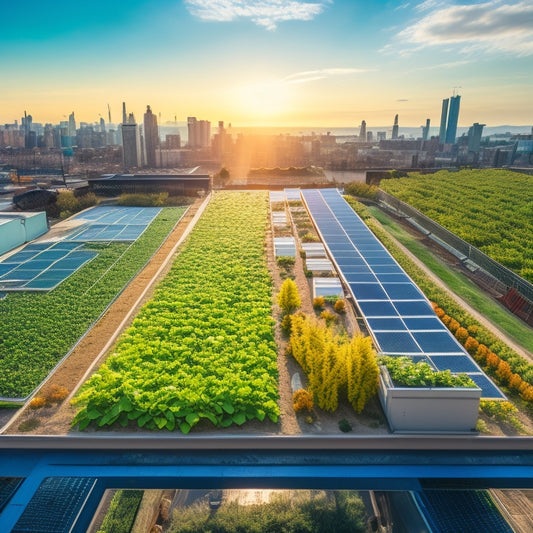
[378,366,481,433]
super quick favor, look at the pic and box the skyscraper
[421,119,430,141]
[439,94,461,144]
[439,99,449,144]
[467,123,485,153]
[391,115,399,140]
[359,120,367,142]
[68,112,76,138]
[445,95,461,144]
[187,117,211,149]
[121,111,142,170]
[143,105,159,168]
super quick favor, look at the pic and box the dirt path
[4,197,209,435]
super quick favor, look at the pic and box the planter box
[378,366,481,433]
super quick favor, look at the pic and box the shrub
[46,385,69,404]
[281,314,293,335]
[509,373,523,391]
[277,256,295,269]
[464,337,480,356]
[29,396,46,409]
[339,419,353,432]
[474,344,489,364]
[334,299,346,313]
[320,310,338,326]
[313,296,325,310]
[277,279,301,315]
[486,351,501,369]
[344,182,379,200]
[434,307,445,318]
[496,361,512,383]
[454,327,469,344]
[293,389,314,412]
[448,318,460,333]
[301,233,320,243]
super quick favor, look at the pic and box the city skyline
[2,0,533,127]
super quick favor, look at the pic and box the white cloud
[282,67,369,84]
[400,1,533,56]
[185,0,331,30]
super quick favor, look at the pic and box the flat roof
[90,174,210,182]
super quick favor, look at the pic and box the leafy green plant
[73,192,279,433]
[379,356,477,388]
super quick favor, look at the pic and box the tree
[277,278,301,315]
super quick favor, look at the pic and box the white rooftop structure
[306,258,335,272]
[269,191,286,203]
[271,211,287,226]
[302,243,326,258]
[274,237,296,257]
[284,188,302,201]
[313,278,343,298]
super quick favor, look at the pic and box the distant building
[359,120,366,142]
[187,117,211,149]
[121,111,142,170]
[439,99,449,144]
[421,119,430,141]
[467,123,485,153]
[392,115,399,140]
[143,105,159,168]
[377,131,386,142]
[165,134,181,149]
[445,95,461,144]
[68,112,76,138]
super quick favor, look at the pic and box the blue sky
[2,0,532,127]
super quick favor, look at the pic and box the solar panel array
[301,188,504,399]
[67,206,162,242]
[0,242,97,291]
[0,478,22,514]
[12,477,96,533]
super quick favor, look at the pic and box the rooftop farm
[73,191,280,433]
[0,207,186,398]
[379,169,533,282]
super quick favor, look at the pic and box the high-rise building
[421,119,430,141]
[467,123,485,153]
[359,120,366,142]
[391,115,399,140]
[445,95,461,144]
[439,99,449,143]
[121,111,142,170]
[68,112,76,138]
[377,131,386,142]
[187,117,211,149]
[439,94,461,144]
[143,105,159,168]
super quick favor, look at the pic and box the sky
[2,0,533,128]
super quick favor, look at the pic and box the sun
[237,80,292,121]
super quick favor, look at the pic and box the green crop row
[380,169,533,282]
[0,208,186,398]
[73,191,279,433]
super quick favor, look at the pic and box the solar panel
[301,188,505,400]
[67,206,162,242]
[0,243,97,292]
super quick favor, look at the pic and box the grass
[367,205,533,354]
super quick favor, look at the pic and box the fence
[377,190,533,303]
